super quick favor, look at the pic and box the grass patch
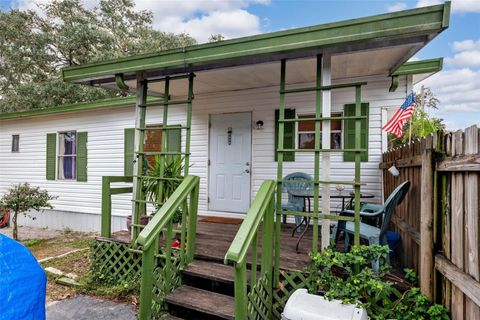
[22,239,43,247]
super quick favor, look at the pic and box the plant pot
[126,215,149,233]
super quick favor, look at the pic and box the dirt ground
[1,226,96,303]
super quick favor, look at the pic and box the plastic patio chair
[281,172,313,231]
[337,181,411,269]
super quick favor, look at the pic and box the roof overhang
[62,2,451,86]
[0,96,158,121]
[388,58,443,91]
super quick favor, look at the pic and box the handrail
[101,175,133,238]
[225,180,276,264]
[136,175,199,249]
[224,180,276,320]
[136,175,200,320]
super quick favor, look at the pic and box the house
[1,3,451,319]
[0,5,446,234]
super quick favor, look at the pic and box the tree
[0,183,56,240]
[0,0,196,113]
[388,87,445,146]
[208,34,225,43]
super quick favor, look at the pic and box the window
[11,135,19,152]
[57,131,76,180]
[297,113,342,149]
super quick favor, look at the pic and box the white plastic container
[281,289,369,320]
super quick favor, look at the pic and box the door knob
[246,162,250,166]
[245,169,250,174]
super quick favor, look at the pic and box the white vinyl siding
[0,74,409,231]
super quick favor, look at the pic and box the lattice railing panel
[91,239,142,282]
[272,270,315,319]
[151,255,182,317]
[247,274,271,320]
[90,239,183,318]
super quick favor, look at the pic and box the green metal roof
[0,96,156,121]
[62,2,451,85]
[391,57,443,76]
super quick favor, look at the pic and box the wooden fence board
[381,125,480,320]
[464,126,480,319]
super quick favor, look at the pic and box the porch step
[165,285,235,320]
[182,260,235,296]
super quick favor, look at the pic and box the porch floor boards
[110,220,315,271]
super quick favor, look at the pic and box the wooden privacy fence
[380,125,480,320]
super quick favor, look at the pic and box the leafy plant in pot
[127,156,185,232]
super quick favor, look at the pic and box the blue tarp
[0,234,46,320]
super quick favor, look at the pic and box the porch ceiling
[62,2,450,92]
[115,45,415,97]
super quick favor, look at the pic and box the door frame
[207,111,253,213]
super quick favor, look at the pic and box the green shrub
[310,245,449,320]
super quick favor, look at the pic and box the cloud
[130,0,270,42]
[416,68,480,112]
[386,2,408,12]
[416,0,480,13]
[11,0,270,43]
[416,67,480,130]
[153,9,262,43]
[445,50,480,68]
[444,39,480,68]
[452,39,480,52]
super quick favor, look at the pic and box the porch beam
[78,36,428,87]
[62,3,449,84]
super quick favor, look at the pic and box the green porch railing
[225,180,276,320]
[101,175,134,238]
[136,175,200,320]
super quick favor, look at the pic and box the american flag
[383,92,416,137]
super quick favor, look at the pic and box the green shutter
[76,132,88,182]
[46,133,56,180]
[275,108,295,161]
[124,128,135,176]
[344,103,369,162]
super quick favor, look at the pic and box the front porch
[93,218,320,319]
[109,219,314,272]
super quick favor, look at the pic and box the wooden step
[160,316,184,320]
[184,260,235,283]
[166,285,235,320]
[182,260,236,296]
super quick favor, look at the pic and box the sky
[1,0,479,130]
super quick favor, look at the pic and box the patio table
[287,189,375,252]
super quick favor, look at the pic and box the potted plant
[127,156,185,233]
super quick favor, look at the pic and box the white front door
[209,112,252,213]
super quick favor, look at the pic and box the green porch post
[101,176,112,238]
[132,72,148,241]
[274,59,286,286]
[353,85,362,246]
[234,261,248,320]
